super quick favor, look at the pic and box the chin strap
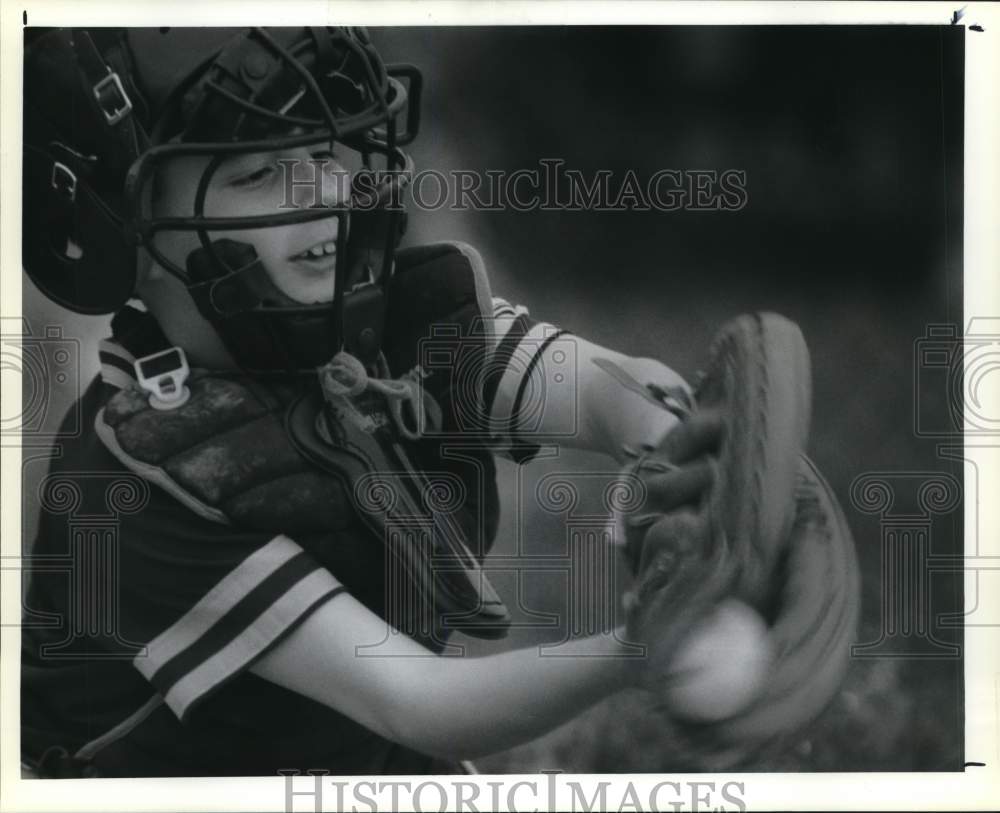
[318,351,442,441]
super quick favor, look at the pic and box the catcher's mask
[23,27,422,373]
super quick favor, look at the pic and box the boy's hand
[622,312,811,610]
[620,409,740,695]
[621,409,723,576]
[621,313,810,628]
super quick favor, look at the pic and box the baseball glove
[617,312,859,766]
[672,455,861,768]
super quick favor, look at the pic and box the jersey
[21,246,568,776]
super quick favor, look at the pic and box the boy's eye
[230,164,277,188]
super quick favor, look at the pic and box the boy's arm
[250,590,636,761]
[488,314,689,462]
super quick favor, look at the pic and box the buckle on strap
[51,161,77,202]
[134,347,191,410]
[93,71,133,126]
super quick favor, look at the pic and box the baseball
[662,598,774,723]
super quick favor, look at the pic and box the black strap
[69,30,148,178]
[101,31,151,124]
[510,327,569,435]
[110,305,172,359]
[482,313,531,415]
[506,328,569,464]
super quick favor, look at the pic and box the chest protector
[96,243,509,644]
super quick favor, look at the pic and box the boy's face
[152,142,357,304]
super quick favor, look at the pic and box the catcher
[20,27,858,777]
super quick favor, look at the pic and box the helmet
[23,27,422,372]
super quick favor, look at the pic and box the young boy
[21,26,852,778]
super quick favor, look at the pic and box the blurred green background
[20,25,965,772]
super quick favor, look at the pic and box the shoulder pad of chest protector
[96,373,352,533]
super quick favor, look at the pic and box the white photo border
[2,2,998,811]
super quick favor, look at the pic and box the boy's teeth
[297,240,338,260]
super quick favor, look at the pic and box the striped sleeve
[98,338,139,392]
[485,297,572,464]
[111,477,347,722]
[490,296,529,321]
[132,535,343,721]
